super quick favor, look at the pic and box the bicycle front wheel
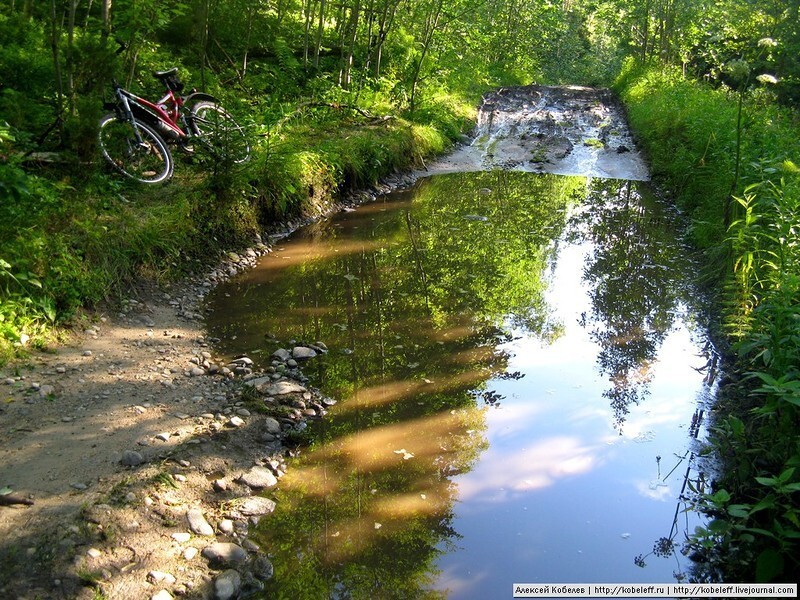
[188,101,250,164]
[98,114,174,184]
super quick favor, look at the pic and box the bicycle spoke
[98,115,174,184]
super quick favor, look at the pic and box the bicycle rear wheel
[98,114,174,184]
[188,101,250,164]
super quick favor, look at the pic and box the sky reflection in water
[204,172,711,599]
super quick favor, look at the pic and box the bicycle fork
[116,90,150,149]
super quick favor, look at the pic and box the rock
[236,497,276,517]
[237,466,277,489]
[218,519,235,535]
[147,570,177,585]
[155,432,170,442]
[213,569,242,600]
[228,416,245,428]
[172,532,192,543]
[263,417,281,435]
[183,547,198,560]
[187,508,214,536]
[120,450,145,466]
[151,591,174,600]
[258,380,307,396]
[250,555,275,581]
[189,367,205,377]
[271,348,291,361]
[202,543,248,567]
[292,346,317,360]
[87,548,102,558]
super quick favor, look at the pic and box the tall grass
[615,60,800,582]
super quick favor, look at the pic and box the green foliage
[616,55,800,583]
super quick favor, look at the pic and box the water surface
[205,172,712,598]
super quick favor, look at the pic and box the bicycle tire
[188,101,250,164]
[98,114,174,184]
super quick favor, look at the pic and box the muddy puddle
[204,87,713,598]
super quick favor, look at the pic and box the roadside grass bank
[614,61,800,582]
[0,95,476,366]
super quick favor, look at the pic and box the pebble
[82,350,92,357]
[237,466,277,490]
[250,555,275,581]
[70,482,87,490]
[292,346,317,360]
[263,417,281,434]
[218,519,234,535]
[228,416,245,428]
[183,547,198,560]
[156,432,171,442]
[87,548,102,558]
[120,450,145,466]
[148,570,177,585]
[172,532,192,543]
[213,569,242,600]
[189,367,205,377]
[151,591,174,600]
[186,508,215,536]
[202,542,248,567]
[236,497,277,517]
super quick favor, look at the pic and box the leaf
[0,487,13,496]
[755,548,784,582]
[727,504,751,518]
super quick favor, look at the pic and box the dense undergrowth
[615,60,800,582]
[0,98,473,364]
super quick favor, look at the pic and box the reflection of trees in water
[237,171,583,598]
[569,178,691,430]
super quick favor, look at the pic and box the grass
[0,87,475,367]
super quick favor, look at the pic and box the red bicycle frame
[114,85,187,140]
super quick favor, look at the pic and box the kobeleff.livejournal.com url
[512,583,798,598]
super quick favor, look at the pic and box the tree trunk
[313,0,326,68]
[50,0,65,141]
[409,0,443,113]
[101,0,112,39]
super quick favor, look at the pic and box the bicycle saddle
[153,67,179,79]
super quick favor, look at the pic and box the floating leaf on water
[393,449,414,460]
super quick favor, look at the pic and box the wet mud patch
[428,85,649,181]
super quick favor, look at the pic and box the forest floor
[0,85,645,600]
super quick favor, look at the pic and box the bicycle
[98,68,250,184]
